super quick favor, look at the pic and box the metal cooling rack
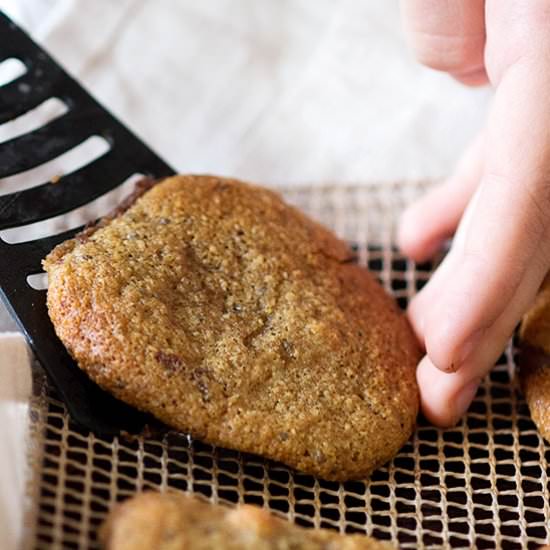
[22,183,550,550]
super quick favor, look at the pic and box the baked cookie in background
[44,175,420,481]
[519,277,550,441]
[100,492,393,549]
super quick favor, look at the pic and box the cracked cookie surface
[44,175,420,480]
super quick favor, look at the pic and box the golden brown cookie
[519,276,550,441]
[99,492,393,550]
[44,175,420,480]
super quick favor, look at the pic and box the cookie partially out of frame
[44,175,420,480]
[100,492,393,550]
[519,277,550,441]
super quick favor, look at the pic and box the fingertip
[397,205,443,262]
[423,306,485,374]
[451,66,490,87]
[417,356,457,427]
[417,355,480,427]
[422,313,458,373]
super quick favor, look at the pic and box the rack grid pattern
[25,183,549,549]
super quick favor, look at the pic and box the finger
[398,131,484,263]
[404,131,485,343]
[417,355,481,427]
[407,247,459,346]
[423,16,550,376]
[452,66,489,87]
[418,247,546,426]
[400,0,487,82]
[407,181,484,347]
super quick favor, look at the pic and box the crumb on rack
[119,423,161,443]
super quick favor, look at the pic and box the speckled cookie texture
[100,492,394,550]
[44,175,420,480]
[520,277,550,441]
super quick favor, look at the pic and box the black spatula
[0,11,176,434]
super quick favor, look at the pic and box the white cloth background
[0,1,491,547]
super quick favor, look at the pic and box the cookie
[99,492,393,549]
[44,175,420,480]
[519,276,550,440]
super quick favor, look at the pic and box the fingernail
[453,379,481,424]
[457,328,484,366]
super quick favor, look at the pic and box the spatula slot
[0,97,68,143]
[26,272,48,290]
[0,57,26,87]
[0,110,115,177]
[0,172,144,244]
[0,135,110,197]
[0,65,64,125]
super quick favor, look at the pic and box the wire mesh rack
[23,182,550,550]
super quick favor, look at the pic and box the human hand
[398,0,550,426]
